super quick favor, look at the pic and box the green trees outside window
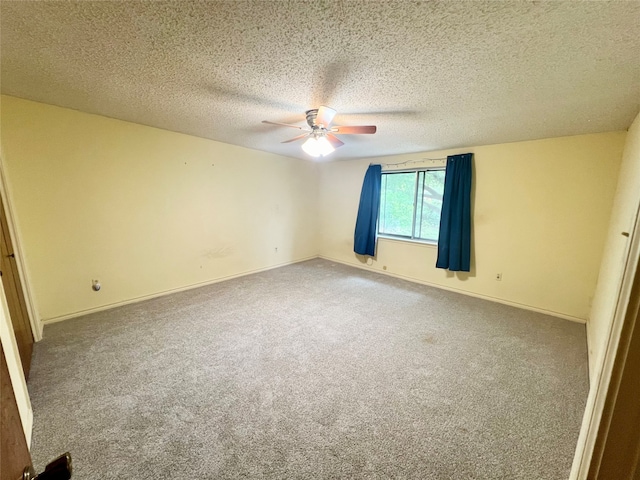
[378,169,445,242]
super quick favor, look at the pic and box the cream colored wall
[319,132,626,321]
[0,96,319,321]
[0,275,33,445]
[588,113,640,376]
[0,94,629,331]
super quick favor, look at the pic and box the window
[378,168,446,243]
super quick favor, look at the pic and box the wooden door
[0,196,33,378]
[1,343,33,480]
[588,254,640,479]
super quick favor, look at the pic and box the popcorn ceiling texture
[1,0,639,160]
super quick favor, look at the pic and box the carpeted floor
[28,259,588,479]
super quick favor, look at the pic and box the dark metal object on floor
[23,452,72,480]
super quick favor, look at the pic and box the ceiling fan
[262,106,377,157]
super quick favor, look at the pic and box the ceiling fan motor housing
[305,109,320,129]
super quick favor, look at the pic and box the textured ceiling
[1,1,639,161]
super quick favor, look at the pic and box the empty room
[1,1,639,479]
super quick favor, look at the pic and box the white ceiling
[1,1,639,161]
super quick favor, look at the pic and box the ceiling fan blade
[316,106,337,128]
[262,120,306,130]
[281,133,310,144]
[331,125,377,134]
[326,134,345,148]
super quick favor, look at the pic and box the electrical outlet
[496,273,502,281]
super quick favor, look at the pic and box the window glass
[379,173,415,237]
[379,168,445,242]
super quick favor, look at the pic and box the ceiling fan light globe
[316,136,335,156]
[301,137,321,157]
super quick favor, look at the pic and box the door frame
[0,151,41,341]
[0,272,33,444]
[570,198,640,478]
[1,341,33,480]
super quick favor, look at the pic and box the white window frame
[378,167,445,245]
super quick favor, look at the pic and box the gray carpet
[28,259,588,479]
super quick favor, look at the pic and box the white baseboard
[42,254,587,326]
[41,256,319,326]
[319,255,587,324]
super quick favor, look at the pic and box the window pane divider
[411,172,419,239]
[417,171,426,239]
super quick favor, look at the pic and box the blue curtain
[354,164,382,256]
[436,153,473,271]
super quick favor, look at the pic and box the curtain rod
[373,157,447,167]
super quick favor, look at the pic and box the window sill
[377,235,437,247]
